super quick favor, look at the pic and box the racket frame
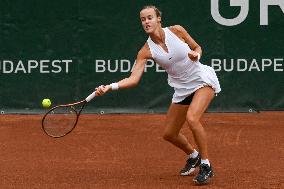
[41,91,96,138]
[41,99,87,138]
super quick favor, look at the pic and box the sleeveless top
[147,27,221,103]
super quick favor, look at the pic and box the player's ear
[157,16,161,23]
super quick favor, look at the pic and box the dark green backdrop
[0,0,283,113]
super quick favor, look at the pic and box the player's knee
[163,131,176,142]
[186,113,199,128]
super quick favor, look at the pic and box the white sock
[201,159,210,166]
[189,149,199,159]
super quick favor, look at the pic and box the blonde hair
[141,5,162,18]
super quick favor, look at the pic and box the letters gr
[211,0,284,26]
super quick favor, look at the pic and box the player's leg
[164,103,194,154]
[164,103,200,176]
[187,87,214,159]
[186,86,215,184]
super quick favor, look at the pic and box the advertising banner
[0,0,283,113]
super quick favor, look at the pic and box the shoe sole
[193,173,214,185]
[180,168,196,176]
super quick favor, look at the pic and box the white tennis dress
[147,27,221,103]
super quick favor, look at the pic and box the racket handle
[85,91,97,102]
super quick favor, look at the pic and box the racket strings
[43,106,78,137]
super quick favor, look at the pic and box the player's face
[140,8,161,34]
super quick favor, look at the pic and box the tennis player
[96,5,221,185]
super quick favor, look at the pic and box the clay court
[0,112,283,188]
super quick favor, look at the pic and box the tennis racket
[41,91,97,138]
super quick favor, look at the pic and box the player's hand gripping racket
[41,91,97,138]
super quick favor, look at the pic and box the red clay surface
[0,112,283,188]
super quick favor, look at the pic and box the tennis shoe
[193,163,214,185]
[179,153,201,176]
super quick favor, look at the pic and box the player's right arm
[96,44,150,96]
[115,47,148,89]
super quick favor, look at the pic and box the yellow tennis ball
[42,98,51,108]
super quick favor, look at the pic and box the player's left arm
[169,25,202,61]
